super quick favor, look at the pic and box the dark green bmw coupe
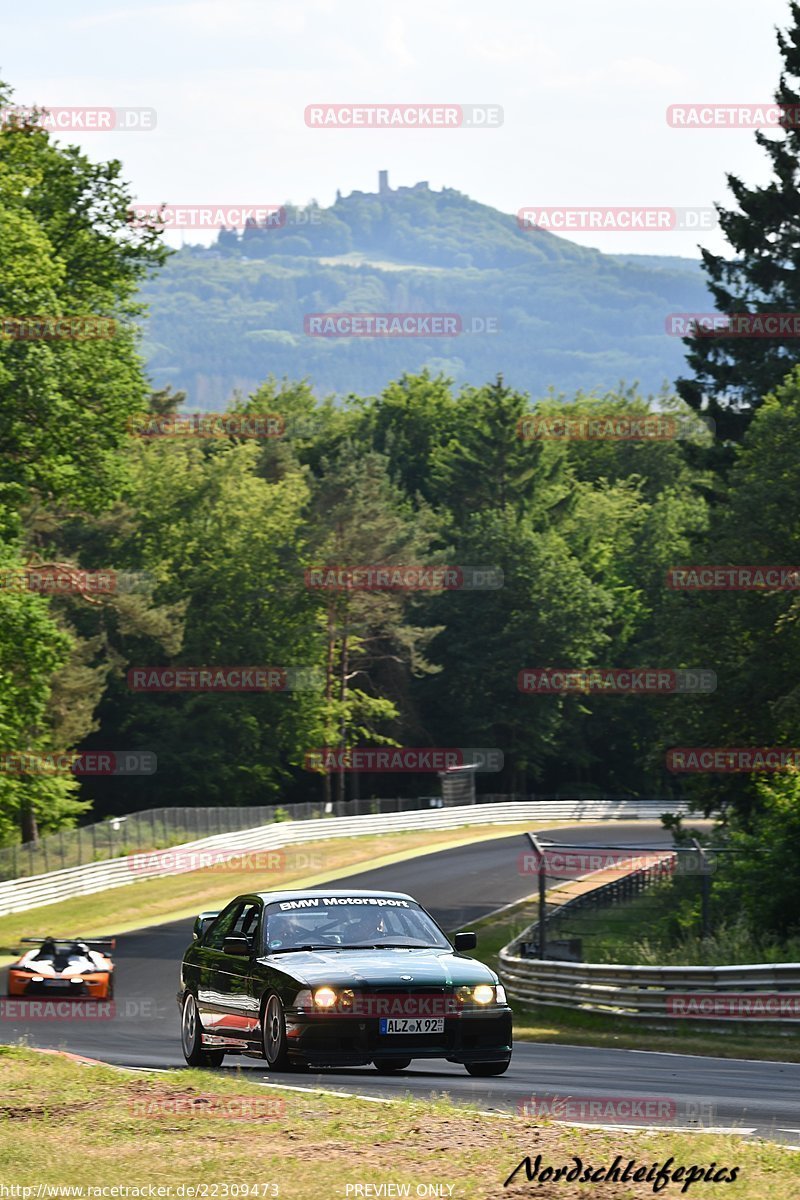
[178,889,513,1075]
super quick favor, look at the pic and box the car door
[194,899,248,1034]
[218,898,263,1041]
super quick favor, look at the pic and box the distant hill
[139,175,712,406]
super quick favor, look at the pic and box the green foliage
[0,82,167,516]
[2,72,799,959]
[0,79,166,840]
[664,367,800,815]
[711,771,800,939]
[0,537,87,843]
[677,2,800,439]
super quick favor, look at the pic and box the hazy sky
[2,0,793,255]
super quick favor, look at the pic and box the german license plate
[45,980,70,987]
[379,1017,444,1035]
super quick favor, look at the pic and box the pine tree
[676,2,800,441]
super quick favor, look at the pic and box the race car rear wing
[20,936,116,949]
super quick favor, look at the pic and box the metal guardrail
[498,850,800,1025]
[1,796,488,882]
[0,798,688,917]
[498,954,800,1024]
[0,793,663,881]
[545,852,677,927]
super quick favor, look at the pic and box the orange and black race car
[7,936,116,999]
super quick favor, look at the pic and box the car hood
[256,946,498,988]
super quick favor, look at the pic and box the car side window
[234,902,261,946]
[204,902,243,950]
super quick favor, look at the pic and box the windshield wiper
[266,944,332,954]
[328,942,435,950]
[369,942,430,948]
[266,942,441,954]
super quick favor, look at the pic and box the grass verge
[1,1046,797,1198]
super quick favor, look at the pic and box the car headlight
[455,984,503,1006]
[313,986,338,1008]
[294,987,354,1012]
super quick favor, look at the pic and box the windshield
[262,898,451,953]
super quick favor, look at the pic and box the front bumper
[8,973,110,999]
[283,1007,513,1066]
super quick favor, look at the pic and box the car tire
[261,992,292,1071]
[373,1058,412,1073]
[106,976,115,1000]
[464,1059,511,1076]
[181,992,225,1068]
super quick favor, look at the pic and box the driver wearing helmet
[344,906,387,945]
[266,911,308,951]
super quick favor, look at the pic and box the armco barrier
[498,852,800,1026]
[497,953,800,1024]
[0,798,687,917]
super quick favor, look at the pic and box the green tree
[664,366,800,816]
[307,444,441,802]
[713,770,800,939]
[88,433,320,808]
[0,537,87,842]
[0,81,166,517]
[0,79,166,841]
[676,3,800,441]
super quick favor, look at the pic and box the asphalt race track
[2,822,799,1146]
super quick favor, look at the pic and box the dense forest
[5,3,800,950]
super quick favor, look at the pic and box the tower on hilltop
[378,169,389,194]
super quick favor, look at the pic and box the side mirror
[454,932,477,951]
[223,936,251,956]
[193,912,219,941]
